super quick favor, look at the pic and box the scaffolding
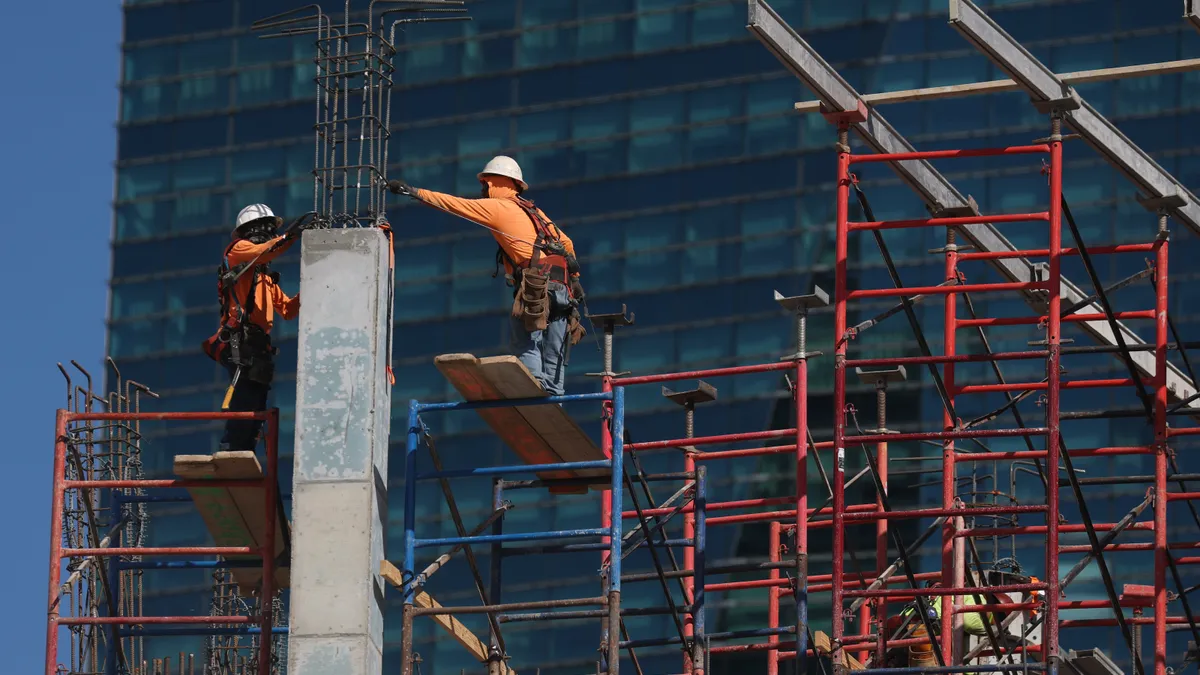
[48,1,1200,674]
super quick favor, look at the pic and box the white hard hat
[234,203,281,234]
[478,155,527,191]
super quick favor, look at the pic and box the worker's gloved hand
[569,278,586,302]
[386,179,415,197]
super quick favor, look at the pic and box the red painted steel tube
[950,446,1152,463]
[955,450,1048,462]
[848,211,1049,232]
[621,495,794,520]
[45,410,67,675]
[959,243,1156,260]
[66,411,268,422]
[848,351,1046,367]
[844,582,1047,599]
[626,428,795,452]
[1062,617,1191,628]
[794,352,810,674]
[848,145,1050,163]
[1057,542,1200,554]
[61,616,259,626]
[707,578,790,592]
[708,506,880,527]
[64,546,257,557]
[1041,133,1060,662]
[954,378,1137,395]
[957,602,1038,613]
[807,572,944,594]
[843,504,1047,522]
[1175,557,1200,565]
[832,132,851,664]
[258,409,280,675]
[710,641,800,655]
[767,521,781,675]
[64,479,262,489]
[872,433,887,666]
[957,311,1155,328]
[1167,492,1200,501]
[847,427,1046,444]
[694,444,800,462]
[1153,229,1170,675]
[848,281,1049,298]
[683,429,696,674]
[941,221,958,665]
[611,361,793,387]
[1167,427,1200,437]
[959,522,1153,538]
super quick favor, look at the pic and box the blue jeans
[510,282,571,396]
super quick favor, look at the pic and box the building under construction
[54,1,1200,674]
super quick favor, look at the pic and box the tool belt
[512,269,551,333]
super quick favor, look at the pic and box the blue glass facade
[113,0,1200,672]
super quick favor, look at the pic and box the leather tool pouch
[567,310,586,346]
[514,270,550,333]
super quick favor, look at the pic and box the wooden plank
[476,356,607,476]
[811,630,865,670]
[210,452,290,589]
[174,453,289,594]
[380,561,516,675]
[434,354,578,485]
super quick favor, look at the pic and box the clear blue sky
[3,0,119,668]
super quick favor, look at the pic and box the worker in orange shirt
[388,156,586,395]
[202,204,303,451]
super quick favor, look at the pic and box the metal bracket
[663,381,718,408]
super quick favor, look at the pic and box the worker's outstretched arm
[271,284,300,320]
[414,189,507,227]
[227,236,293,267]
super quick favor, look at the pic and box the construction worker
[388,156,587,395]
[884,581,1002,666]
[201,204,303,451]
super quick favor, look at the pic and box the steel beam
[746,0,1198,408]
[1188,1,1200,34]
[948,0,1200,229]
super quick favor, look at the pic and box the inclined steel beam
[1188,1,1200,34]
[949,0,1200,229]
[746,0,1198,408]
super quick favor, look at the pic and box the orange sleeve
[227,235,292,266]
[271,283,300,320]
[415,189,508,228]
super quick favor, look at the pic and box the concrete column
[288,229,393,675]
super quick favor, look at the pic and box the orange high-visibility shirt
[222,236,300,334]
[414,184,579,278]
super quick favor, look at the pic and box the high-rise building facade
[111,0,1200,672]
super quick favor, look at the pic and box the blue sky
[3,0,119,668]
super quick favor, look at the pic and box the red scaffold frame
[44,410,281,675]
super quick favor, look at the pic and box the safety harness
[201,242,271,366]
[492,197,578,295]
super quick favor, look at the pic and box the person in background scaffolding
[201,204,303,451]
[388,156,587,396]
[885,581,1005,667]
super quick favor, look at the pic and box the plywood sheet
[175,452,289,594]
[475,356,607,477]
[435,354,597,489]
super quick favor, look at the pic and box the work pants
[510,281,571,396]
[219,354,274,452]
